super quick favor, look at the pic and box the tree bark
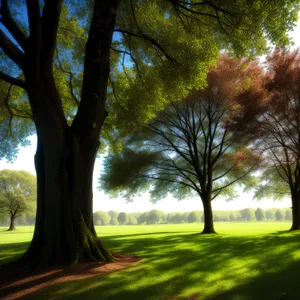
[201,196,216,234]
[19,0,120,267]
[8,213,16,231]
[290,193,300,231]
[22,127,113,267]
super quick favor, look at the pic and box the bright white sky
[1,21,300,213]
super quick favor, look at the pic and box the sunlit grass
[1,222,299,299]
[0,226,33,264]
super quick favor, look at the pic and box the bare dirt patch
[0,253,141,300]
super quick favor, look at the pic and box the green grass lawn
[1,222,300,300]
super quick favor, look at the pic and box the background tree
[240,208,255,221]
[0,169,36,231]
[108,210,119,219]
[165,212,182,224]
[234,49,300,230]
[255,208,265,221]
[265,209,276,220]
[138,212,149,225]
[101,56,260,234]
[93,211,111,225]
[229,213,235,222]
[285,209,293,221]
[131,212,142,220]
[275,209,284,221]
[128,215,137,225]
[0,211,8,226]
[0,0,298,266]
[110,218,119,226]
[182,212,190,223]
[117,212,129,225]
[24,211,36,226]
[188,211,202,223]
[147,209,163,224]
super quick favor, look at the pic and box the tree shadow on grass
[0,252,141,300]
[11,229,299,300]
[0,242,29,264]
[206,260,300,300]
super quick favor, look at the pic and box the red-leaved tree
[234,49,300,231]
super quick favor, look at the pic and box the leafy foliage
[255,208,265,221]
[240,208,255,221]
[0,169,36,229]
[0,1,298,158]
[234,49,300,202]
[117,212,129,225]
[93,211,111,225]
[100,56,260,203]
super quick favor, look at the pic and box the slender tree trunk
[8,213,16,231]
[201,196,216,234]
[290,193,300,231]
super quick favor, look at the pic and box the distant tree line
[0,207,292,227]
[91,208,292,225]
[93,208,292,225]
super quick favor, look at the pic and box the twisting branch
[108,75,126,112]
[55,48,80,106]
[3,83,32,122]
[121,32,145,84]
[215,8,229,35]
[114,29,176,65]
[174,0,234,16]
[166,0,234,35]
[0,29,24,68]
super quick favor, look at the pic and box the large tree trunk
[8,213,16,231]
[201,196,216,234]
[290,193,300,231]
[19,0,120,267]
[22,128,113,267]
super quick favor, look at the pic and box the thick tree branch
[0,29,24,68]
[25,0,41,45]
[173,0,234,17]
[73,0,120,139]
[0,0,27,49]
[41,1,62,77]
[0,70,26,89]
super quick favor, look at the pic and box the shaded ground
[0,253,140,300]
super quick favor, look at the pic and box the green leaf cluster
[0,169,36,217]
[0,0,299,160]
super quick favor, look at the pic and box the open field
[1,222,300,299]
